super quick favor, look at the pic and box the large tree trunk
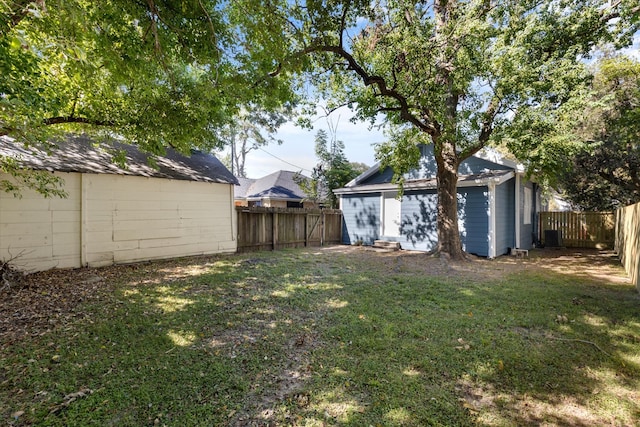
[434,137,466,260]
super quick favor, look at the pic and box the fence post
[304,211,308,247]
[321,211,325,246]
[272,211,278,250]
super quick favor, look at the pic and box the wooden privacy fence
[615,203,640,291]
[236,207,343,252]
[539,211,615,248]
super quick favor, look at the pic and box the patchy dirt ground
[1,246,630,347]
[339,244,630,284]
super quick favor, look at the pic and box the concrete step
[373,240,401,250]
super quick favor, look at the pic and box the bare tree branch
[301,44,439,136]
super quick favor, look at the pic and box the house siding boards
[1,172,82,270]
[458,187,490,256]
[394,188,490,255]
[1,135,238,272]
[458,155,512,175]
[341,194,380,245]
[85,174,236,267]
[360,167,395,185]
[396,191,438,251]
[338,144,534,257]
[342,187,493,256]
[0,172,236,271]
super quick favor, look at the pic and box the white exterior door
[383,192,401,237]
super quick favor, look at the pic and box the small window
[287,201,303,208]
[524,187,532,225]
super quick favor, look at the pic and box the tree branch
[43,116,114,127]
[457,96,500,161]
[6,0,45,31]
[301,44,438,135]
[600,1,640,23]
[338,0,351,48]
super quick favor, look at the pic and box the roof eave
[335,171,515,195]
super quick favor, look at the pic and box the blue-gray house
[334,145,540,258]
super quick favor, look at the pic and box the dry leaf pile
[0,266,124,346]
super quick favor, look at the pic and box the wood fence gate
[538,211,615,248]
[236,207,343,252]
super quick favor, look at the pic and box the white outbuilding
[0,135,238,271]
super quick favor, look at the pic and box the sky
[229,105,388,179]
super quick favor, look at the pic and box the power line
[257,147,313,173]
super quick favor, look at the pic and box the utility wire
[257,147,313,173]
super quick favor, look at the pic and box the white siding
[0,172,236,271]
[0,172,81,270]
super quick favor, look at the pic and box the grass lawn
[1,246,639,426]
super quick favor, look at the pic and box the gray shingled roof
[334,169,514,194]
[235,177,257,198]
[235,170,307,201]
[0,135,238,185]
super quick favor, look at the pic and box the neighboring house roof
[0,134,238,185]
[235,170,308,201]
[235,177,257,198]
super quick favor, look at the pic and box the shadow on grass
[1,247,639,426]
[272,248,640,426]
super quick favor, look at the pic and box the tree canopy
[1,0,298,195]
[255,0,639,258]
[548,55,640,211]
[1,0,299,148]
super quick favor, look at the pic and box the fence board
[236,207,343,252]
[539,211,615,248]
[615,203,640,291]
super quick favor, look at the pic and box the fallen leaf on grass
[49,388,94,414]
[455,338,471,350]
[463,401,480,414]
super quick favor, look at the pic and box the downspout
[515,173,521,249]
[488,182,497,259]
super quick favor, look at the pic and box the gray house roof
[0,135,238,185]
[235,170,307,201]
[344,146,523,188]
[334,169,514,195]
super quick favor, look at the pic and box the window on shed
[524,187,532,225]
[287,201,303,208]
